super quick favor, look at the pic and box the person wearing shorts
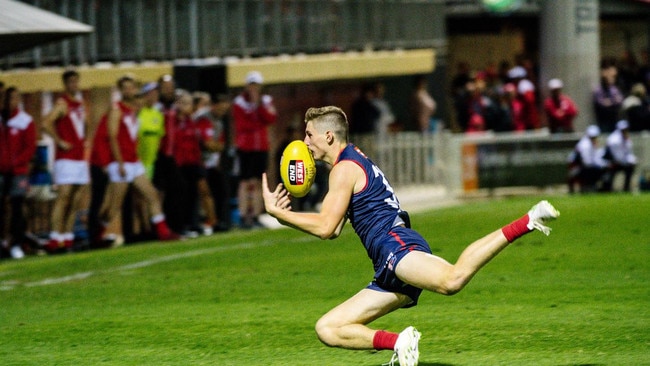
[100,75,178,246]
[262,106,560,366]
[41,70,90,252]
[233,71,277,228]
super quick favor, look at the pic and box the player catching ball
[262,106,559,366]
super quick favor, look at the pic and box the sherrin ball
[279,140,316,198]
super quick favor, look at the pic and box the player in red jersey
[233,71,277,228]
[99,75,178,245]
[42,70,90,252]
[0,87,37,259]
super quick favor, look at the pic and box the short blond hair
[304,106,349,142]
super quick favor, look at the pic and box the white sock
[151,214,165,224]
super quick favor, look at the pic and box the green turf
[1,194,649,365]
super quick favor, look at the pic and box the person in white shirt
[568,125,608,193]
[602,120,637,192]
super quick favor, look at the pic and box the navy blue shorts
[366,226,432,308]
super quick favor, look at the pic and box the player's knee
[440,285,462,296]
[314,319,338,347]
[439,274,467,296]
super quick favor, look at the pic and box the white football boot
[385,326,420,366]
[526,200,560,236]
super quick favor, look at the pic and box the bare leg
[315,289,411,350]
[132,175,163,217]
[238,179,254,225]
[250,178,264,219]
[50,184,73,233]
[397,230,512,296]
[102,182,128,237]
[198,178,216,226]
[64,184,90,233]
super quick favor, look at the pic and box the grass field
[1,193,649,365]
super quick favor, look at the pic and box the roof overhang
[0,0,93,57]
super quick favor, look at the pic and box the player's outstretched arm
[262,166,353,240]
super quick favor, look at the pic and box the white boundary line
[2,238,313,291]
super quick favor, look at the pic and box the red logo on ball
[288,160,305,185]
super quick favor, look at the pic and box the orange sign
[462,143,478,191]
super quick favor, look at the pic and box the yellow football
[280,140,316,198]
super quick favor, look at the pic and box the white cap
[245,71,264,85]
[548,78,563,89]
[586,125,600,137]
[616,120,629,130]
[139,82,158,95]
[507,66,527,79]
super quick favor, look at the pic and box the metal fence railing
[4,0,445,69]
[354,130,650,193]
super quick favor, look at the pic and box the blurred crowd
[450,54,650,134]
[0,70,277,260]
[449,54,647,196]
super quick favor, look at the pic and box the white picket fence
[352,130,650,193]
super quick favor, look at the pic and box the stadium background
[1,0,649,194]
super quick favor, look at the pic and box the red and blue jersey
[336,144,403,261]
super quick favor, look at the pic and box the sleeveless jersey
[337,144,403,261]
[55,95,86,160]
[114,102,140,163]
[91,115,110,168]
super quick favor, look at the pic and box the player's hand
[262,173,292,215]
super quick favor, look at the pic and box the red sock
[373,330,399,351]
[155,220,171,238]
[501,214,531,243]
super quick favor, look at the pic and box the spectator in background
[508,66,540,130]
[153,75,186,235]
[622,82,650,132]
[99,75,178,246]
[568,125,608,193]
[411,75,436,133]
[493,83,517,132]
[451,62,472,130]
[371,82,395,139]
[41,70,90,253]
[88,101,112,247]
[602,120,637,192]
[195,93,232,232]
[192,91,219,235]
[137,82,165,179]
[172,90,208,237]
[543,78,578,133]
[460,74,499,133]
[350,82,380,135]
[0,87,37,259]
[157,74,176,112]
[233,71,277,229]
[593,61,624,133]
[129,82,166,241]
